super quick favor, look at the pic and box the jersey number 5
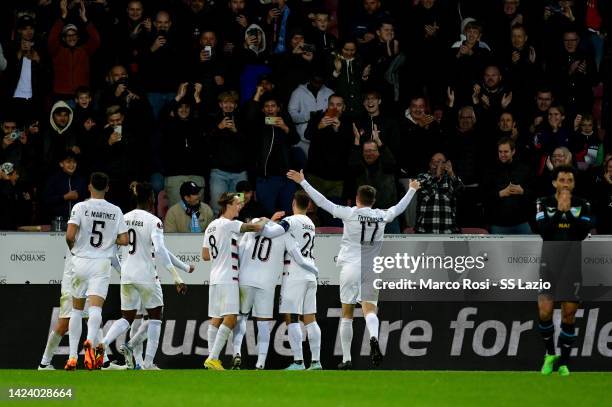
[90,220,106,248]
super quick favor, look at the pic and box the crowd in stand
[0,0,611,234]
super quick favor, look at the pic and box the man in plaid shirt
[414,152,463,233]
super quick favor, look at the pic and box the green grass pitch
[1,370,610,406]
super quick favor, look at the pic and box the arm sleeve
[84,22,101,55]
[288,94,310,125]
[231,220,244,234]
[48,19,63,57]
[68,203,81,226]
[168,251,190,272]
[261,220,289,238]
[117,211,129,234]
[300,179,352,219]
[0,43,7,72]
[285,236,319,276]
[383,187,417,223]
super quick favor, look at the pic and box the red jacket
[48,19,100,95]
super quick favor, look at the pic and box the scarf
[181,200,202,233]
[273,6,290,54]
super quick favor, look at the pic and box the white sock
[41,331,63,365]
[306,321,321,362]
[102,318,130,347]
[232,315,247,356]
[144,320,162,366]
[128,319,148,347]
[287,323,303,361]
[207,324,218,356]
[68,309,83,359]
[96,328,104,347]
[210,324,231,360]
[340,318,353,363]
[256,321,271,368]
[130,318,142,340]
[365,313,379,340]
[86,306,102,344]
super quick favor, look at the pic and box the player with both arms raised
[287,169,420,369]
[100,183,194,370]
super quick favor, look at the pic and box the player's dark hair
[552,165,576,180]
[357,185,376,207]
[90,172,109,191]
[218,192,239,215]
[293,190,310,211]
[132,182,154,209]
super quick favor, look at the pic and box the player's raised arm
[383,179,421,223]
[287,169,348,217]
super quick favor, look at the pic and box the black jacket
[483,160,533,226]
[305,112,353,181]
[43,170,87,221]
[207,112,250,174]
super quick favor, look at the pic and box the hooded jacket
[43,101,76,173]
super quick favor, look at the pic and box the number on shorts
[301,232,315,258]
[128,229,137,254]
[360,221,379,243]
[209,235,218,259]
[90,220,105,248]
[252,235,272,261]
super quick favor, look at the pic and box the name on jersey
[85,210,116,220]
[302,224,314,232]
[127,220,144,227]
[358,215,382,223]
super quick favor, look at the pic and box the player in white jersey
[38,251,97,370]
[202,193,266,370]
[288,169,420,369]
[230,215,318,370]
[64,172,129,371]
[260,190,322,370]
[100,183,194,370]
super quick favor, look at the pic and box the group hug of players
[37,164,591,375]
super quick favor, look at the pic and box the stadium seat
[315,227,343,234]
[460,227,489,235]
[157,190,169,221]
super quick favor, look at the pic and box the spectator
[351,0,389,45]
[162,82,206,207]
[246,94,299,215]
[449,20,491,106]
[264,0,300,55]
[472,65,513,130]
[219,0,252,57]
[504,24,539,109]
[484,137,533,234]
[96,105,141,210]
[328,39,367,118]
[347,126,399,232]
[140,10,186,119]
[307,9,337,61]
[235,24,270,103]
[114,0,149,74]
[42,101,77,176]
[535,146,574,197]
[414,152,463,234]
[4,15,47,125]
[288,72,334,157]
[526,88,554,134]
[593,157,612,233]
[533,105,573,174]
[164,180,213,233]
[0,119,23,170]
[48,0,100,100]
[0,163,32,230]
[192,30,227,110]
[305,94,353,214]
[572,113,605,173]
[207,91,249,214]
[235,180,265,223]
[43,151,86,223]
[354,90,400,155]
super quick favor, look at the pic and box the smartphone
[247,28,259,37]
[324,108,338,118]
[8,130,21,142]
[265,116,276,125]
[204,45,212,56]
[236,192,245,203]
[301,43,316,53]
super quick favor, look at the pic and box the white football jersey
[121,209,164,284]
[300,180,416,267]
[238,233,292,290]
[278,214,317,282]
[203,217,243,285]
[68,198,128,259]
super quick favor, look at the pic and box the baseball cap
[180,181,202,197]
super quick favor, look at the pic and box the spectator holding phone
[245,94,299,215]
[207,91,249,214]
